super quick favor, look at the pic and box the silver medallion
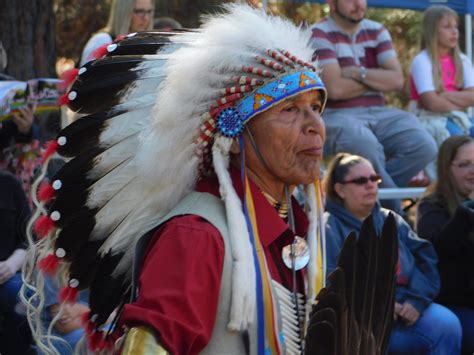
[282,236,309,270]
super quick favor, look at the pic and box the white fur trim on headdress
[212,135,256,330]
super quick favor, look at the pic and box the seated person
[80,0,154,66]
[309,0,437,213]
[153,16,182,31]
[0,105,38,151]
[37,276,89,355]
[417,136,474,354]
[0,169,32,355]
[410,5,474,179]
[1,105,43,208]
[323,152,461,355]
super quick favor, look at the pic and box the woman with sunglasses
[417,136,474,354]
[323,152,462,355]
[80,0,154,66]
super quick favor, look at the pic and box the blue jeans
[446,117,474,137]
[388,303,462,355]
[448,305,474,354]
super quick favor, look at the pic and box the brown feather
[305,214,398,355]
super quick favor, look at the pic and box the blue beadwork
[215,70,326,137]
[216,107,244,137]
[237,71,324,124]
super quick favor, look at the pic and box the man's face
[331,0,367,24]
[243,90,326,186]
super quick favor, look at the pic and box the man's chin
[298,172,321,185]
[348,15,364,24]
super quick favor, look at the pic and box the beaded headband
[217,70,325,137]
[195,49,327,164]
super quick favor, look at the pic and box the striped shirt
[309,16,397,109]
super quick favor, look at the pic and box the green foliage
[54,0,424,109]
[55,0,111,64]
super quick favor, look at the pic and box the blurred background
[2,0,465,109]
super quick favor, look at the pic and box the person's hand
[50,303,89,324]
[0,260,16,284]
[397,302,420,326]
[438,92,462,110]
[341,66,362,81]
[11,105,35,134]
[393,301,403,321]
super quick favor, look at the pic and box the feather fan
[305,213,398,355]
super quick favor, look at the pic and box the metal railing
[378,187,426,200]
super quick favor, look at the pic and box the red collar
[196,168,309,246]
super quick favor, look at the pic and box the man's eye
[283,106,297,112]
[312,104,321,112]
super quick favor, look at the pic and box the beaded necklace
[261,190,288,219]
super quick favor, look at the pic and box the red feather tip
[81,312,95,334]
[114,34,126,42]
[104,336,116,351]
[37,254,60,276]
[87,330,106,352]
[59,285,79,304]
[59,68,79,90]
[57,93,70,106]
[38,183,55,202]
[91,44,109,61]
[33,215,55,238]
[41,140,59,163]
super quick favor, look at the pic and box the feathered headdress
[23,4,327,352]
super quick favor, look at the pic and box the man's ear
[229,138,240,154]
[334,182,345,199]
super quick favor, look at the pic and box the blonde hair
[103,0,154,37]
[422,5,464,92]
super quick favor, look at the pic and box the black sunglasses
[340,174,382,185]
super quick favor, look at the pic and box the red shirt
[120,169,309,354]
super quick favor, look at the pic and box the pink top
[410,50,474,100]
[440,54,458,92]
